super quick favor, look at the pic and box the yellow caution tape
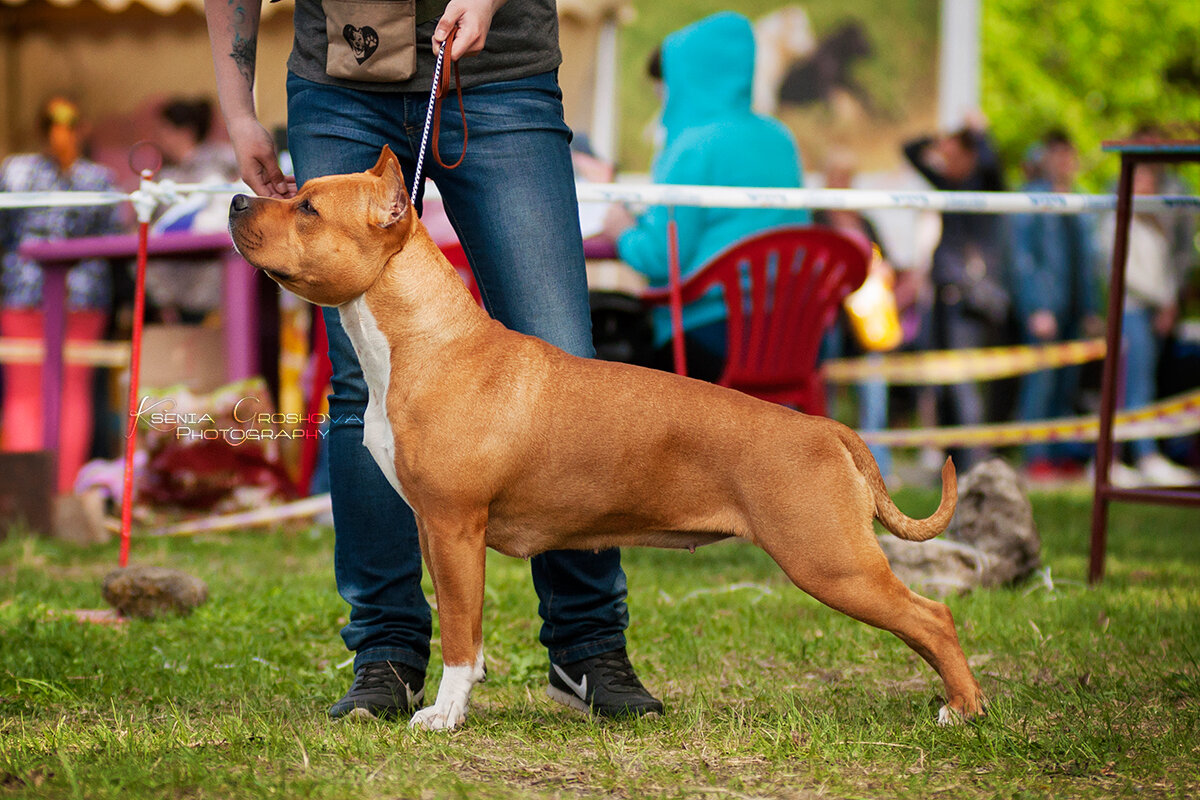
[822,338,1106,385]
[858,389,1200,448]
[0,337,130,368]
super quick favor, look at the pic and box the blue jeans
[1121,307,1159,461]
[287,70,629,672]
[931,292,990,470]
[1017,320,1085,463]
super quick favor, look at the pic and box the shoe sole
[546,686,662,719]
[546,685,591,715]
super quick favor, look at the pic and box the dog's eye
[298,198,319,216]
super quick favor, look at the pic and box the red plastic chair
[643,225,870,415]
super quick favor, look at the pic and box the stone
[101,566,208,619]
[946,458,1041,587]
[879,458,1041,596]
[876,535,988,597]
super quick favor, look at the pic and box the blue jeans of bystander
[1121,307,1159,462]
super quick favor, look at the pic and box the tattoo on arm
[231,32,257,86]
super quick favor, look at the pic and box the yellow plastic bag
[843,246,902,352]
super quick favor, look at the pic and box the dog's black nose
[230,194,251,216]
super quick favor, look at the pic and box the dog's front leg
[410,512,488,731]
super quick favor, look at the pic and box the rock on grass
[102,566,208,619]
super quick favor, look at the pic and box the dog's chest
[338,297,409,505]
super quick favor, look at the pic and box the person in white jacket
[1102,164,1197,487]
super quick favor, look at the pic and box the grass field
[1,489,1198,799]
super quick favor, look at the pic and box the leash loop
[411,25,467,215]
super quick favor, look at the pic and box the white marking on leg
[410,649,485,730]
[937,704,963,726]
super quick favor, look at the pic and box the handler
[203,0,662,720]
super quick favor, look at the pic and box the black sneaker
[547,646,663,718]
[328,660,425,721]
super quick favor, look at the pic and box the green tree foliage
[983,0,1200,191]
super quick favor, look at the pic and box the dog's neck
[354,218,492,364]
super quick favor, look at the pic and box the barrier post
[119,170,157,568]
[667,207,687,376]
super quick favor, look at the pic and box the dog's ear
[370,145,400,177]
[370,146,410,229]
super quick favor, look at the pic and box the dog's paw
[409,701,466,731]
[937,693,988,725]
[936,704,963,726]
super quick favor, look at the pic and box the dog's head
[229,146,413,306]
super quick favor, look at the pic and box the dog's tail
[838,427,956,542]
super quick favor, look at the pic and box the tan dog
[229,147,985,730]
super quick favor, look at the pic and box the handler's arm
[203,0,295,198]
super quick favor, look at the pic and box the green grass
[1,491,1198,799]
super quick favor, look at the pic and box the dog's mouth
[229,226,293,283]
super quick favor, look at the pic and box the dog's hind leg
[761,521,985,724]
[410,509,489,731]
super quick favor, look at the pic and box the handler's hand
[226,115,296,199]
[434,0,507,60]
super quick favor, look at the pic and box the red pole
[667,208,687,377]
[119,215,151,567]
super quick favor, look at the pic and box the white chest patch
[338,297,409,506]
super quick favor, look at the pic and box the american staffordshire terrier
[228,146,986,730]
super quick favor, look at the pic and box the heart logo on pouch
[343,25,380,65]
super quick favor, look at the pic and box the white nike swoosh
[552,664,588,701]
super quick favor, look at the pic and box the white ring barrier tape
[573,185,1200,214]
[0,190,132,209]
[2,181,1197,214]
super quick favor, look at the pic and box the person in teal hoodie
[605,11,811,381]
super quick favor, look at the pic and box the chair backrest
[678,225,870,413]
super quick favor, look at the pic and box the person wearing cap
[0,96,124,493]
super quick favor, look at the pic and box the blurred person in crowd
[603,12,810,383]
[1131,125,1197,284]
[1010,129,1102,482]
[815,152,899,484]
[902,113,1009,470]
[144,97,240,323]
[0,96,124,493]
[1128,124,1199,468]
[1101,164,1197,487]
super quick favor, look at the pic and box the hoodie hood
[660,12,756,149]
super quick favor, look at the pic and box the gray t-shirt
[287,0,562,92]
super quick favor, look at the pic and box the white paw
[937,704,963,726]
[410,701,466,731]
